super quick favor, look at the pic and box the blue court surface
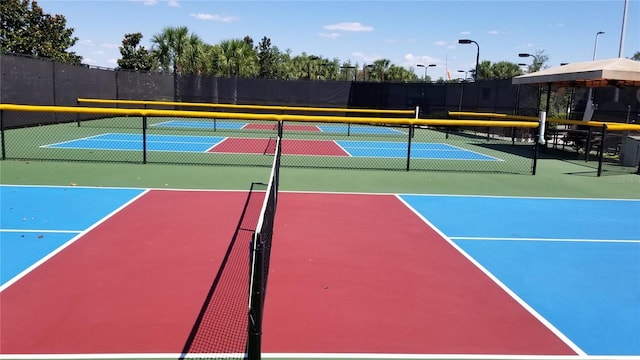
[151,120,246,130]
[0,185,146,288]
[42,134,500,160]
[336,140,500,160]
[399,194,640,356]
[317,124,404,134]
[42,133,226,152]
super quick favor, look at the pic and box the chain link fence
[0,106,539,174]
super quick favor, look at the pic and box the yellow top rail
[448,111,640,131]
[1,104,539,129]
[77,98,416,115]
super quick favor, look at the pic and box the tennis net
[247,123,282,360]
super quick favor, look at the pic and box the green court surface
[1,158,638,199]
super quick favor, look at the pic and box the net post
[247,233,264,360]
[406,124,413,171]
[142,116,148,164]
[597,123,607,177]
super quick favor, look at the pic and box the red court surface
[0,189,576,357]
[0,190,250,354]
[209,138,348,156]
[244,123,321,132]
[263,192,576,355]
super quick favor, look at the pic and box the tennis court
[41,133,500,161]
[152,120,405,135]
[1,184,638,359]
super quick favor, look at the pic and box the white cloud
[190,13,238,22]
[404,53,440,67]
[319,32,340,39]
[489,30,499,35]
[130,0,179,6]
[129,0,159,5]
[460,31,471,35]
[90,50,105,55]
[324,22,373,32]
[350,51,380,64]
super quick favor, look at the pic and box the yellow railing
[448,111,640,131]
[77,98,416,116]
[1,104,539,129]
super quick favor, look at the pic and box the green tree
[117,33,152,71]
[522,50,548,72]
[150,26,206,74]
[630,52,640,61]
[369,58,391,81]
[1,0,81,63]
[258,36,278,79]
[217,38,257,77]
[490,61,524,79]
[386,65,419,82]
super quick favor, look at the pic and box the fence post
[406,124,413,171]
[142,116,147,164]
[532,121,541,175]
[585,127,593,162]
[597,124,607,176]
[1,110,5,160]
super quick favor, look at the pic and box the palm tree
[371,58,391,81]
[150,26,196,74]
[490,61,524,79]
[218,38,258,77]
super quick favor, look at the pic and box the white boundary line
[1,353,639,360]
[0,189,150,293]
[451,237,640,243]
[40,134,107,148]
[332,140,353,157]
[1,229,81,234]
[394,194,587,356]
[2,185,639,202]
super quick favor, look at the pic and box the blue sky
[38,0,639,81]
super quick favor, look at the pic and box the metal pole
[585,127,593,162]
[247,234,264,360]
[142,116,147,164]
[619,0,629,57]
[593,31,604,61]
[1,110,5,160]
[597,124,606,176]
[406,125,413,171]
[532,121,541,175]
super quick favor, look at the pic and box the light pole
[364,64,374,81]
[593,31,605,60]
[340,65,355,81]
[458,39,479,81]
[457,69,471,81]
[307,55,319,80]
[417,64,436,81]
[519,53,541,72]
